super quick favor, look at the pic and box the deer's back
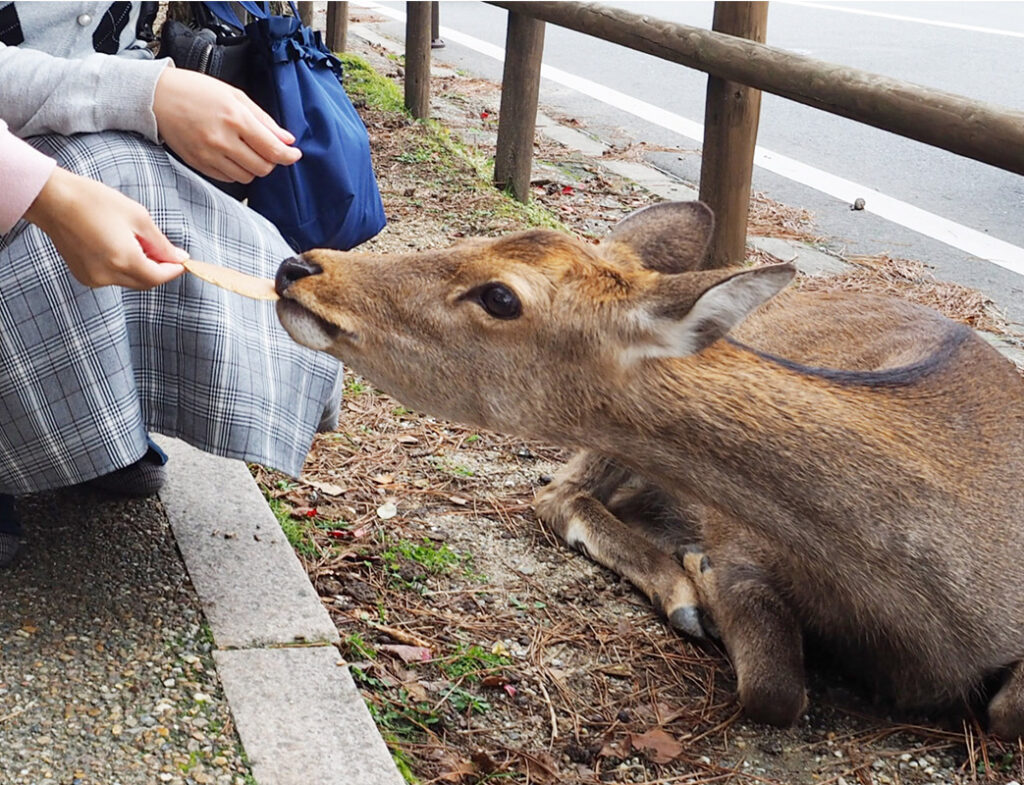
[736,289,989,372]
[713,288,1024,700]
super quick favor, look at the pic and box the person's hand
[153,67,301,183]
[24,167,187,290]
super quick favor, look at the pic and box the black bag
[159,9,251,92]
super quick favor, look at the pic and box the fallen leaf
[405,680,429,702]
[372,473,395,485]
[283,490,309,506]
[438,761,476,782]
[300,477,346,496]
[599,736,631,760]
[379,644,432,663]
[326,526,368,540]
[448,495,469,506]
[470,750,498,774]
[520,751,559,784]
[397,435,419,445]
[629,728,683,764]
[376,501,398,519]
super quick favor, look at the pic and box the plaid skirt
[0,132,342,495]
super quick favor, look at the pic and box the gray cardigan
[0,2,172,143]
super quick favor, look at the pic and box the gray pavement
[0,438,403,785]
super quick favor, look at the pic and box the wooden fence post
[698,2,768,269]
[493,12,546,201]
[326,2,349,52]
[405,1,433,119]
[431,1,445,48]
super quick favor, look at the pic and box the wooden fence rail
[488,2,1024,177]
[346,1,1024,266]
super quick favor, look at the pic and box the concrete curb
[157,437,404,785]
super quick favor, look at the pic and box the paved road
[364,1,1024,323]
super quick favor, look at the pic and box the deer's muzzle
[275,256,323,297]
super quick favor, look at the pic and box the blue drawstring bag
[202,1,386,252]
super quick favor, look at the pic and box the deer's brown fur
[275,202,1024,735]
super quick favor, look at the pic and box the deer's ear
[633,264,796,359]
[600,201,714,273]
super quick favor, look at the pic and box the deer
[273,201,1024,736]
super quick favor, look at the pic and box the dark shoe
[86,438,169,497]
[0,494,22,568]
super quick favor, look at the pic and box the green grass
[393,147,436,164]
[439,643,511,682]
[337,50,571,235]
[382,537,463,576]
[265,495,317,556]
[344,632,378,661]
[389,744,419,784]
[447,686,491,715]
[429,455,476,478]
[344,376,370,396]
[338,52,406,113]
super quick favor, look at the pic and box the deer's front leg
[681,527,807,727]
[535,450,707,638]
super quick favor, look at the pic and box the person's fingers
[237,92,295,145]
[199,163,235,183]
[133,214,189,264]
[135,258,187,289]
[203,157,254,184]
[235,96,302,166]
[224,145,276,180]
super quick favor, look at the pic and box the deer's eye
[477,283,521,320]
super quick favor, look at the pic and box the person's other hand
[153,68,301,183]
[24,167,187,290]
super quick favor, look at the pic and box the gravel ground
[0,488,251,785]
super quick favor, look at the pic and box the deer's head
[275,202,794,435]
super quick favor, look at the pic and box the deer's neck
[565,340,946,521]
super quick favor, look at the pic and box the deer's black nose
[275,256,323,296]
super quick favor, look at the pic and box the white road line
[778,1,1024,39]
[358,1,1024,277]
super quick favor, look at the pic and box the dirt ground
[255,32,1024,785]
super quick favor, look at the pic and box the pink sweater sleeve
[0,119,57,233]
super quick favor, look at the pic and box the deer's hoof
[678,543,712,573]
[669,605,717,640]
